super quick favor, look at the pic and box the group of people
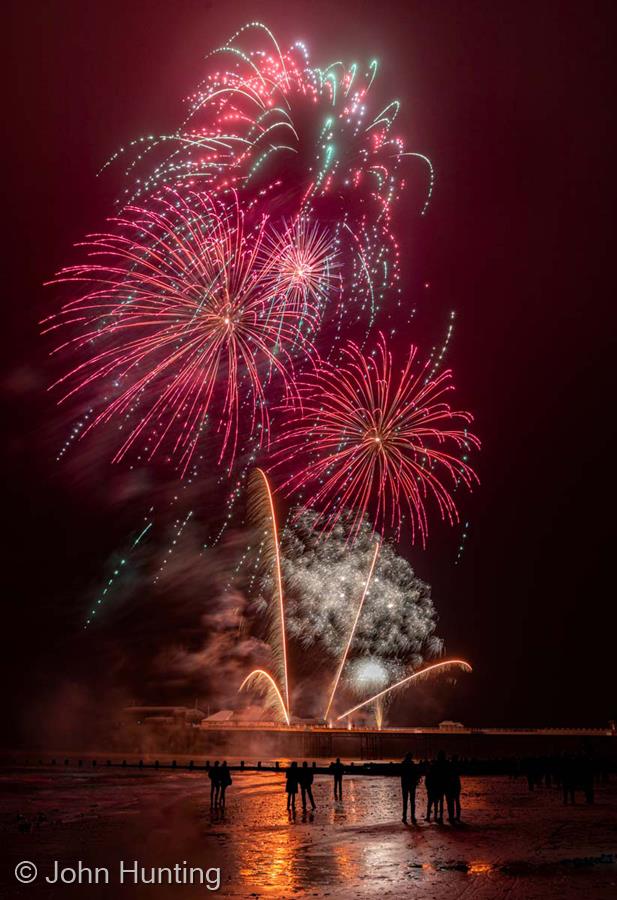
[284,753,463,824]
[400,751,462,824]
[284,760,318,811]
[207,760,232,808]
[521,753,596,805]
[207,751,605,818]
[206,754,464,820]
[285,758,345,810]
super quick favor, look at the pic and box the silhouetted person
[425,762,437,821]
[286,761,299,812]
[300,761,316,810]
[208,761,220,807]
[219,761,232,809]
[400,752,419,824]
[431,751,449,823]
[330,758,345,800]
[445,755,462,823]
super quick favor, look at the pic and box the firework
[347,656,405,728]
[103,23,438,327]
[261,216,341,322]
[323,539,380,720]
[110,22,429,221]
[271,333,480,545]
[349,656,398,693]
[266,510,443,664]
[240,488,471,725]
[337,659,472,719]
[46,22,479,731]
[247,468,290,717]
[44,190,318,473]
[239,669,290,725]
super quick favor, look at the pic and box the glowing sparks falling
[239,669,290,725]
[246,468,290,719]
[279,510,443,662]
[323,539,380,720]
[99,22,442,329]
[108,21,428,224]
[44,22,479,722]
[45,190,318,473]
[272,332,480,545]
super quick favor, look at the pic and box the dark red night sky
[2,0,615,738]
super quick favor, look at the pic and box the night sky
[2,0,615,739]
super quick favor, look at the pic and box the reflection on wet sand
[467,861,493,875]
[1,768,616,898]
[238,825,299,892]
[333,843,360,882]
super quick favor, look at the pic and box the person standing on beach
[445,755,462,823]
[218,761,232,809]
[432,751,449,824]
[400,752,419,824]
[286,761,299,812]
[208,761,221,808]
[330,758,345,800]
[300,761,316,810]
[425,760,436,821]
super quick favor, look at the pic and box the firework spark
[349,656,397,693]
[347,656,404,728]
[337,659,472,719]
[239,669,290,725]
[44,190,318,473]
[102,23,439,327]
[46,23,479,730]
[110,22,428,222]
[247,468,291,717]
[268,510,443,664]
[262,217,340,323]
[323,539,380,720]
[271,333,480,545]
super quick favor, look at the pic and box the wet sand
[1,765,616,898]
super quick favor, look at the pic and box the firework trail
[85,514,153,627]
[323,539,380,720]
[271,333,480,545]
[239,669,290,725]
[337,659,472,719]
[247,468,290,717]
[44,190,319,474]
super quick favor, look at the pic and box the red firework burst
[261,217,341,320]
[271,333,480,545]
[106,23,434,325]
[43,190,319,473]
[117,22,421,220]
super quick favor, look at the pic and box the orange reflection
[237,827,298,892]
[333,844,360,881]
[467,861,493,875]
